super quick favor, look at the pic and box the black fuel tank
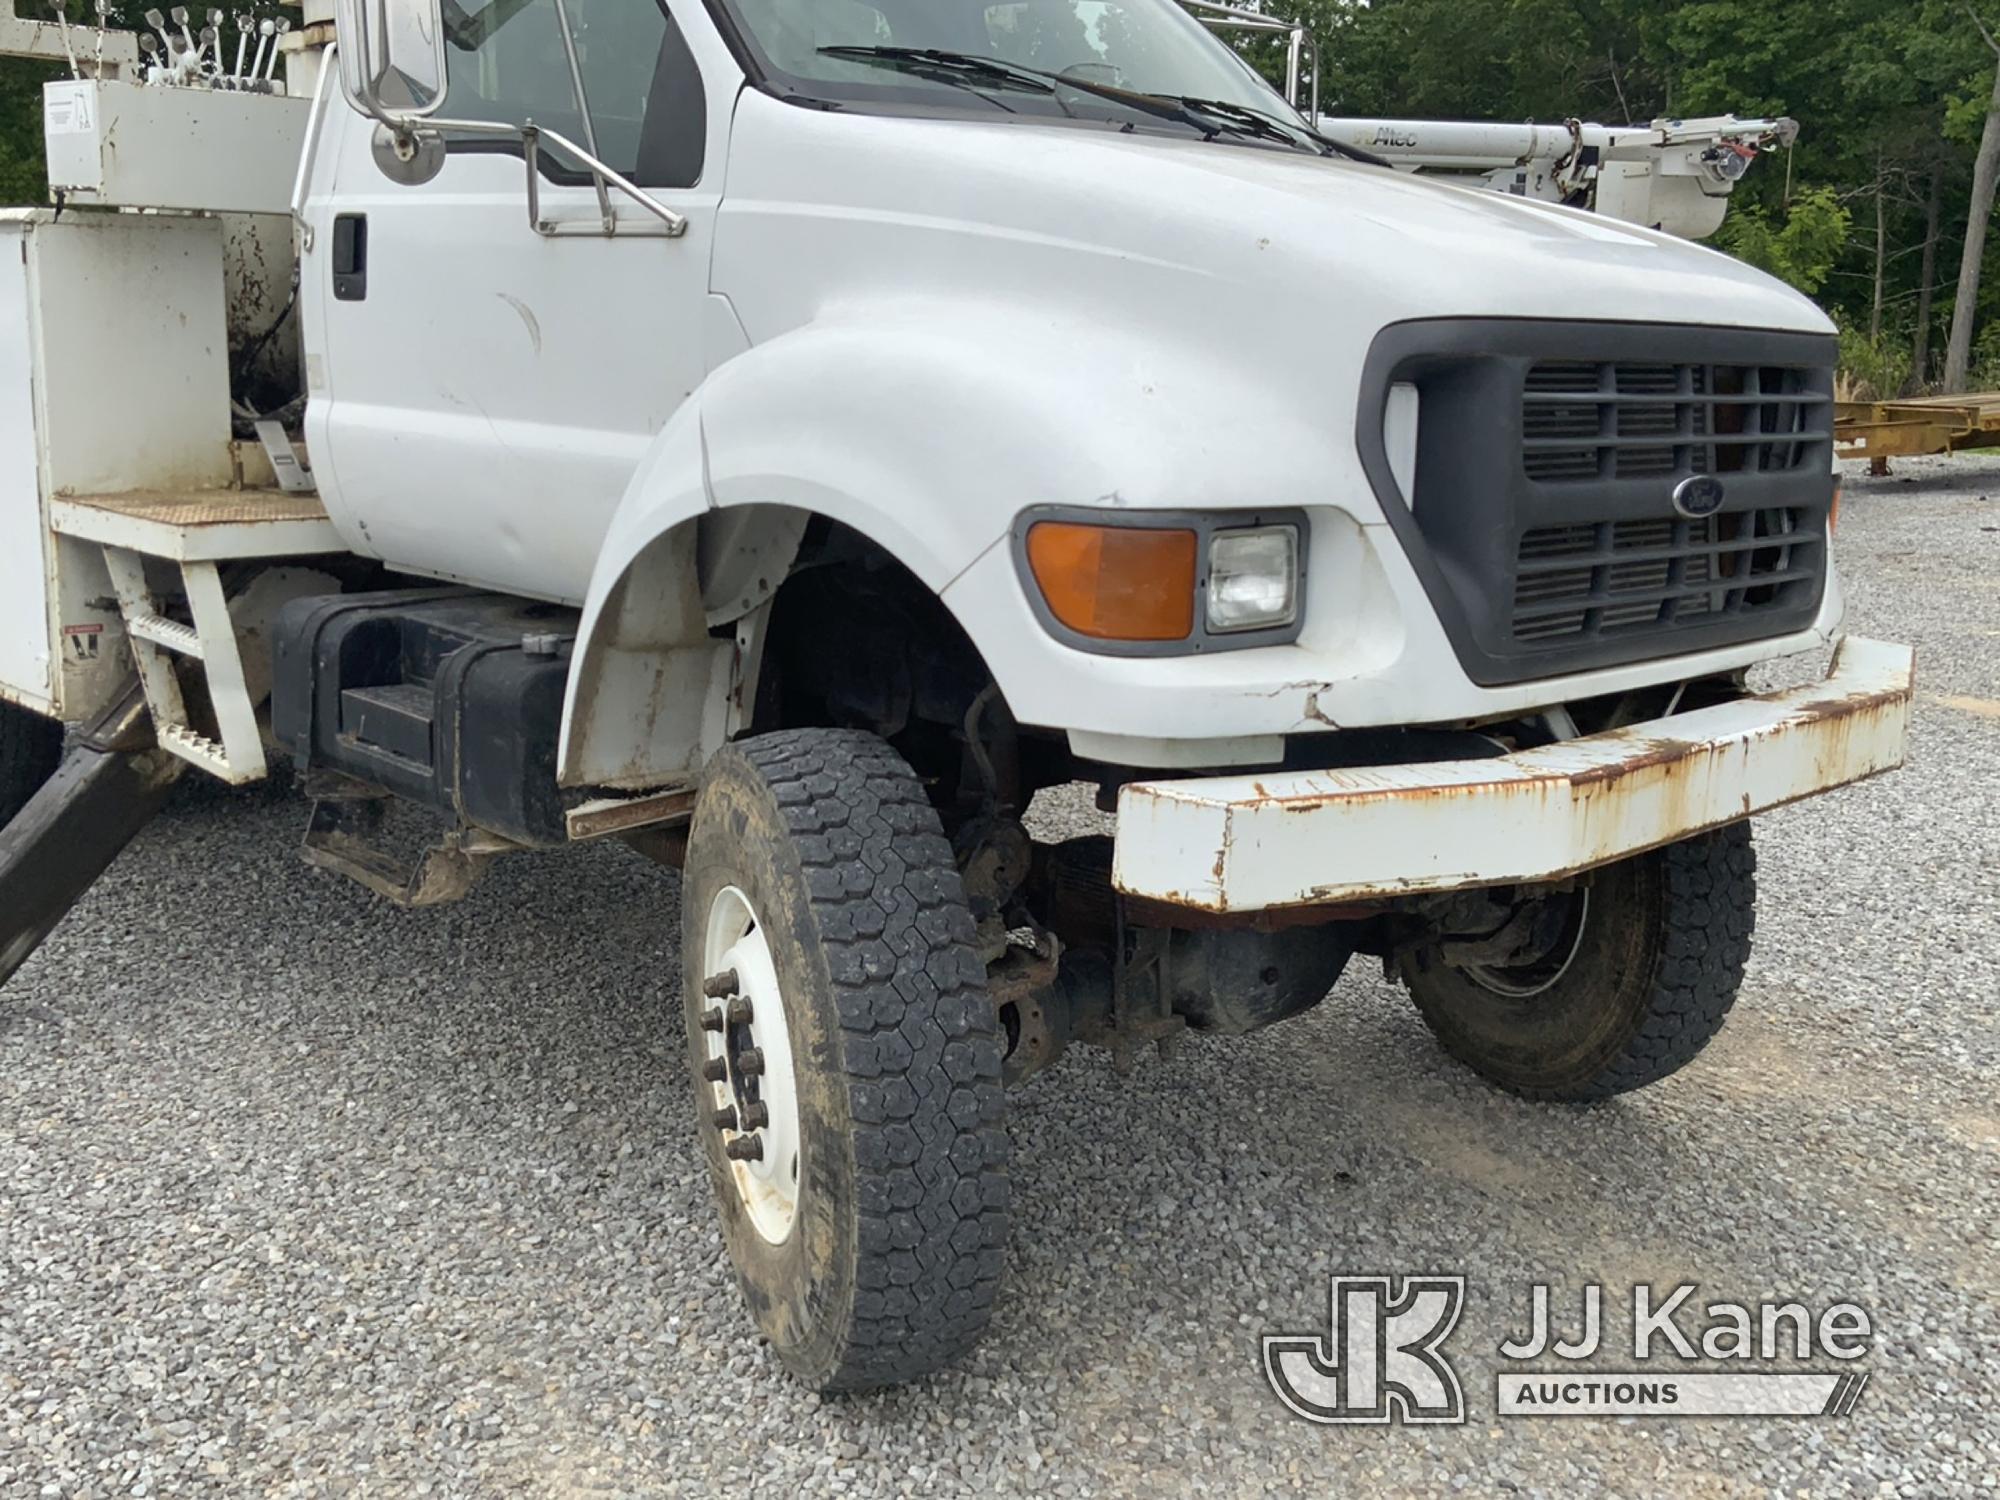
[271,590,580,847]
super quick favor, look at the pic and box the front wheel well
[751,519,1066,827]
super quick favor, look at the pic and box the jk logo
[1263,1275,1467,1425]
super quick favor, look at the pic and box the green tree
[0,57,61,204]
[1715,186,1852,295]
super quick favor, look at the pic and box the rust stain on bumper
[1113,637,1917,914]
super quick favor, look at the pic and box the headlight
[1206,526,1299,633]
[1015,508,1308,655]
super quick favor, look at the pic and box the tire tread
[1408,822,1756,1102]
[1581,820,1756,1100]
[736,728,1008,1390]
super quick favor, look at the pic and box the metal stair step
[126,611,205,658]
[157,722,238,781]
[99,546,268,786]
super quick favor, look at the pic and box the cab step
[298,788,515,908]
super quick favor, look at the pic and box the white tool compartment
[0,208,232,721]
[44,80,310,216]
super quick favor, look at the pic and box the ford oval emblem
[1672,474,1727,520]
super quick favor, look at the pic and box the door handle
[332,213,368,301]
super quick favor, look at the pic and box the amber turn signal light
[1024,521,1198,641]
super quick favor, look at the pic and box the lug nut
[740,1100,769,1129]
[698,1007,725,1033]
[724,1136,764,1162]
[725,997,753,1026]
[736,1047,765,1077]
[712,1105,737,1131]
[701,969,739,999]
[701,1057,727,1084]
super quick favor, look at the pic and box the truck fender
[556,401,732,791]
[557,313,1321,789]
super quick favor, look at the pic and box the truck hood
[1073,130,1832,332]
[715,94,1835,343]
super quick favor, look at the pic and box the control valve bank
[0,0,1911,1391]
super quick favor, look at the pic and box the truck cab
[0,0,1913,1394]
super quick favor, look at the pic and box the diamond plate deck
[50,488,343,561]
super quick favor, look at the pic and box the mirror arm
[523,122,544,231]
[291,42,341,251]
[546,0,613,233]
[421,115,689,238]
[521,121,688,237]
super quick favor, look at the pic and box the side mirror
[334,0,448,123]
[322,0,687,239]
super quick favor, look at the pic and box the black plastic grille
[1522,362,1829,484]
[1358,320,1838,687]
[1511,509,1818,646]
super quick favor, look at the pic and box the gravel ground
[2,454,1996,1498]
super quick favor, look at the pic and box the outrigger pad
[0,683,184,990]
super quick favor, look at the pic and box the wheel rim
[1463,887,1592,999]
[699,885,802,1245]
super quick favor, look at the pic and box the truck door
[304,0,722,604]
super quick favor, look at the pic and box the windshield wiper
[1168,96,1311,150]
[817,46,1056,97]
[1167,95,1390,165]
[814,47,1390,164]
[819,47,1217,132]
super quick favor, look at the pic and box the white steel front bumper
[1112,637,1915,913]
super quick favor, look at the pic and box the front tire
[1400,822,1756,1102]
[680,728,1009,1391]
[0,699,62,829]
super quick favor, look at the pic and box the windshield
[714,0,1298,126]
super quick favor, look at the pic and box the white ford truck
[0,0,1913,1391]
